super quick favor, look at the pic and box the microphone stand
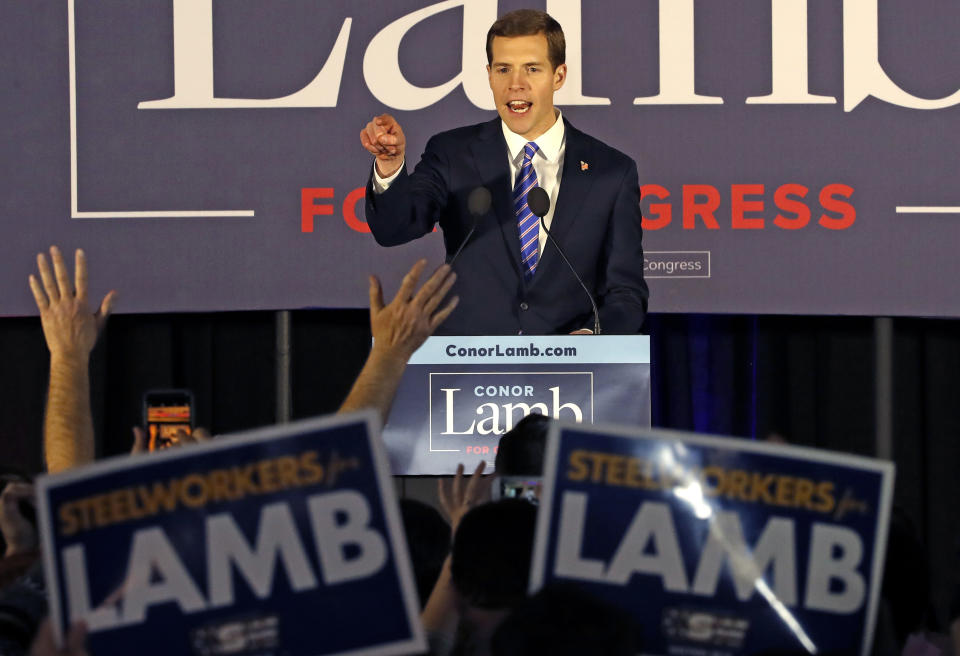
[538,217,602,335]
[449,187,491,268]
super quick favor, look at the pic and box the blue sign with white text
[37,412,425,656]
[384,336,651,474]
[530,424,894,656]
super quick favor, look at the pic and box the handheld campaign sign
[530,424,894,656]
[36,412,426,656]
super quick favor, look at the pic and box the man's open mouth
[507,100,532,114]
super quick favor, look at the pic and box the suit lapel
[469,119,523,275]
[532,119,595,284]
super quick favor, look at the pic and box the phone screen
[144,391,193,451]
[497,476,542,503]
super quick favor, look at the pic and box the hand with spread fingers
[438,461,493,534]
[28,246,115,473]
[339,259,458,423]
[421,461,494,640]
[369,259,458,364]
[28,246,116,361]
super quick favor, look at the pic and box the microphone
[527,186,601,335]
[449,187,492,267]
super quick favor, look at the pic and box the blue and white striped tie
[514,142,540,280]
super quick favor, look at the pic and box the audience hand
[0,481,37,556]
[30,619,88,656]
[130,427,212,454]
[438,461,493,534]
[360,114,406,178]
[368,259,458,364]
[28,246,116,362]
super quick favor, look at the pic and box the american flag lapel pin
[580,160,589,171]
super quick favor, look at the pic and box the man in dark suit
[361,10,647,336]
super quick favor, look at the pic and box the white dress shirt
[373,110,567,257]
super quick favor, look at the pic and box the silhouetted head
[451,499,538,609]
[491,583,640,656]
[495,413,549,476]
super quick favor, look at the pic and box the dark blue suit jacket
[365,117,648,335]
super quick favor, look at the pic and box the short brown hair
[486,10,565,70]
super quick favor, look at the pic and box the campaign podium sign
[530,423,895,656]
[382,335,651,475]
[36,412,426,656]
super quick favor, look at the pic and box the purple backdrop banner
[3,0,960,317]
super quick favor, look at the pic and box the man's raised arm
[28,246,115,473]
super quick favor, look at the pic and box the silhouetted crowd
[1,247,958,656]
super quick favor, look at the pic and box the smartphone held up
[143,389,194,452]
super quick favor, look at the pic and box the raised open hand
[438,461,493,534]
[28,246,116,360]
[368,259,458,363]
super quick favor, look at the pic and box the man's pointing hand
[360,113,406,178]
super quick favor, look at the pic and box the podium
[382,335,651,475]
